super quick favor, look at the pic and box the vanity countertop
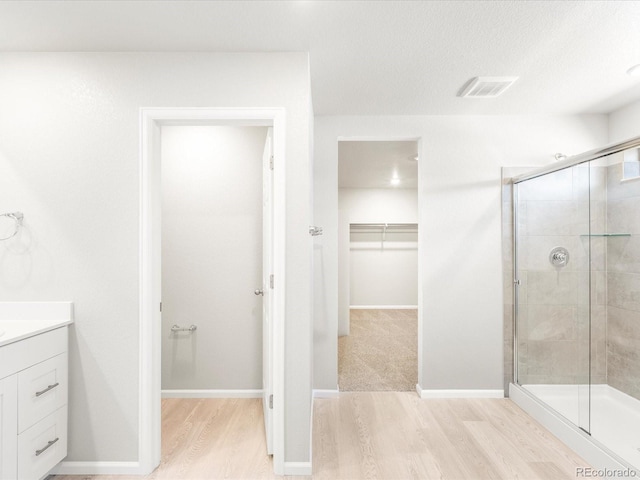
[0,318,73,348]
[0,302,74,348]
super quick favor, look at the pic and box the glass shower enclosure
[511,137,640,472]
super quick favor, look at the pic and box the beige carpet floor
[338,309,417,391]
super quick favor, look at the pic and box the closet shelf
[350,223,418,243]
[350,223,418,230]
[579,233,631,237]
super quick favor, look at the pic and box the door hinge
[269,394,273,409]
[270,274,274,289]
[514,279,521,286]
[269,155,274,170]
[160,302,162,312]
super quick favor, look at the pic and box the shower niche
[506,138,640,473]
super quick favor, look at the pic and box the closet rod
[350,223,418,229]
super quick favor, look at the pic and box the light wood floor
[314,393,590,479]
[54,394,591,480]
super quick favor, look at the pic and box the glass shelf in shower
[579,233,632,237]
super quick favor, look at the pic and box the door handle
[254,289,264,296]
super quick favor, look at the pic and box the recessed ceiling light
[627,64,640,76]
[390,172,400,186]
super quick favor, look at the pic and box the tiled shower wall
[503,160,640,401]
[606,161,640,400]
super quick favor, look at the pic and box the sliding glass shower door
[514,164,592,434]
[512,140,640,471]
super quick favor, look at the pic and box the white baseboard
[283,461,312,475]
[350,305,418,310]
[416,385,504,399]
[313,389,340,398]
[161,389,262,398]
[52,461,143,475]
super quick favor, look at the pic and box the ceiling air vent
[459,76,518,98]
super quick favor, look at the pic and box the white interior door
[261,127,274,455]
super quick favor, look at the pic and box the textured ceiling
[1,1,640,115]
[339,141,418,189]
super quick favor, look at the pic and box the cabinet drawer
[17,353,67,434]
[17,406,67,480]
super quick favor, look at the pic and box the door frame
[139,107,286,474]
[336,135,423,390]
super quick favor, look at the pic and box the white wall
[161,126,266,391]
[338,188,417,333]
[350,235,418,307]
[609,99,640,142]
[0,52,312,466]
[313,115,608,391]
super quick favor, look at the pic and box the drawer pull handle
[35,437,59,456]
[35,382,60,397]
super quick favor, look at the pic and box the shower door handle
[254,289,264,296]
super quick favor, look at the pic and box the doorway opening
[158,125,269,470]
[337,140,419,392]
[139,108,285,475]
[160,125,267,397]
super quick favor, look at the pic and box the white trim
[313,389,340,398]
[139,108,161,475]
[416,138,424,392]
[350,305,418,310]
[283,462,312,475]
[139,107,286,476]
[620,175,640,184]
[510,383,637,474]
[161,389,263,399]
[417,386,504,399]
[309,394,314,469]
[52,462,142,475]
[271,109,287,477]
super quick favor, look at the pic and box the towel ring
[0,212,23,240]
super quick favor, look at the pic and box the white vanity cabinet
[0,375,18,479]
[0,302,72,480]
